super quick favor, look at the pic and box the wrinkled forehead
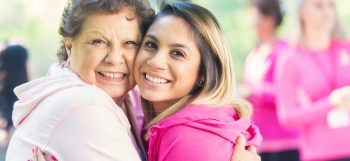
[79,10,141,39]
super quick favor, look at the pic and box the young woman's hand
[29,147,58,161]
[231,134,261,161]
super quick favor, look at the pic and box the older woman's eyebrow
[86,30,111,40]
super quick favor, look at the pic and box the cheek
[73,49,105,81]
[125,50,137,71]
[175,63,200,85]
[133,52,146,82]
[83,52,104,70]
[134,51,147,70]
[73,46,102,67]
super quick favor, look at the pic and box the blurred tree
[0,0,349,81]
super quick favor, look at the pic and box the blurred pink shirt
[244,39,299,152]
[276,39,350,160]
[147,104,263,161]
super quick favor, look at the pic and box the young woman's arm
[150,125,258,161]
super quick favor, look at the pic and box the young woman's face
[134,15,201,113]
[300,0,336,34]
[66,10,141,103]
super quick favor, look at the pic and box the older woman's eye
[89,39,108,48]
[124,41,138,48]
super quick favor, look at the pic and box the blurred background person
[276,0,350,160]
[0,41,8,52]
[241,0,300,160]
[0,44,29,146]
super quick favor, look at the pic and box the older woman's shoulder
[47,84,116,109]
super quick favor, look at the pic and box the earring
[197,80,204,87]
[63,51,71,67]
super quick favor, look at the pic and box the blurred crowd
[0,41,29,150]
[239,0,350,160]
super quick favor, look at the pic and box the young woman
[134,2,262,161]
[276,0,350,160]
[242,0,300,160]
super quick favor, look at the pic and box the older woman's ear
[64,38,73,56]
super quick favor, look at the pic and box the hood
[12,64,86,127]
[150,104,263,147]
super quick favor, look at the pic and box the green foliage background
[1,0,349,81]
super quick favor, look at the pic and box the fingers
[36,147,46,161]
[234,134,246,151]
[50,154,58,161]
[247,145,261,161]
[232,134,261,161]
[247,145,257,154]
[32,147,47,161]
[32,147,38,161]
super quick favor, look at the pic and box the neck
[302,29,331,51]
[114,96,125,107]
[259,33,277,45]
[152,100,178,115]
[258,26,277,45]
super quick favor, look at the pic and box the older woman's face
[66,10,141,103]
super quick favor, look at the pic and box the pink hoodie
[276,39,350,161]
[147,104,263,161]
[6,64,145,161]
[244,39,299,152]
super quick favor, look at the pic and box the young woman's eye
[144,41,157,50]
[170,50,185,57]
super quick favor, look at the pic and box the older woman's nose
[104,45,126,65]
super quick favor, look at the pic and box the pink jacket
[6,64,145,161]
[276,39,350,160]
[147,104,262,161]
[244,39,299,152]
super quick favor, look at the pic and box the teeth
[146,74,168,84]
[100,72,124,79]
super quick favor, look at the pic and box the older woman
[6,0,154,161]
